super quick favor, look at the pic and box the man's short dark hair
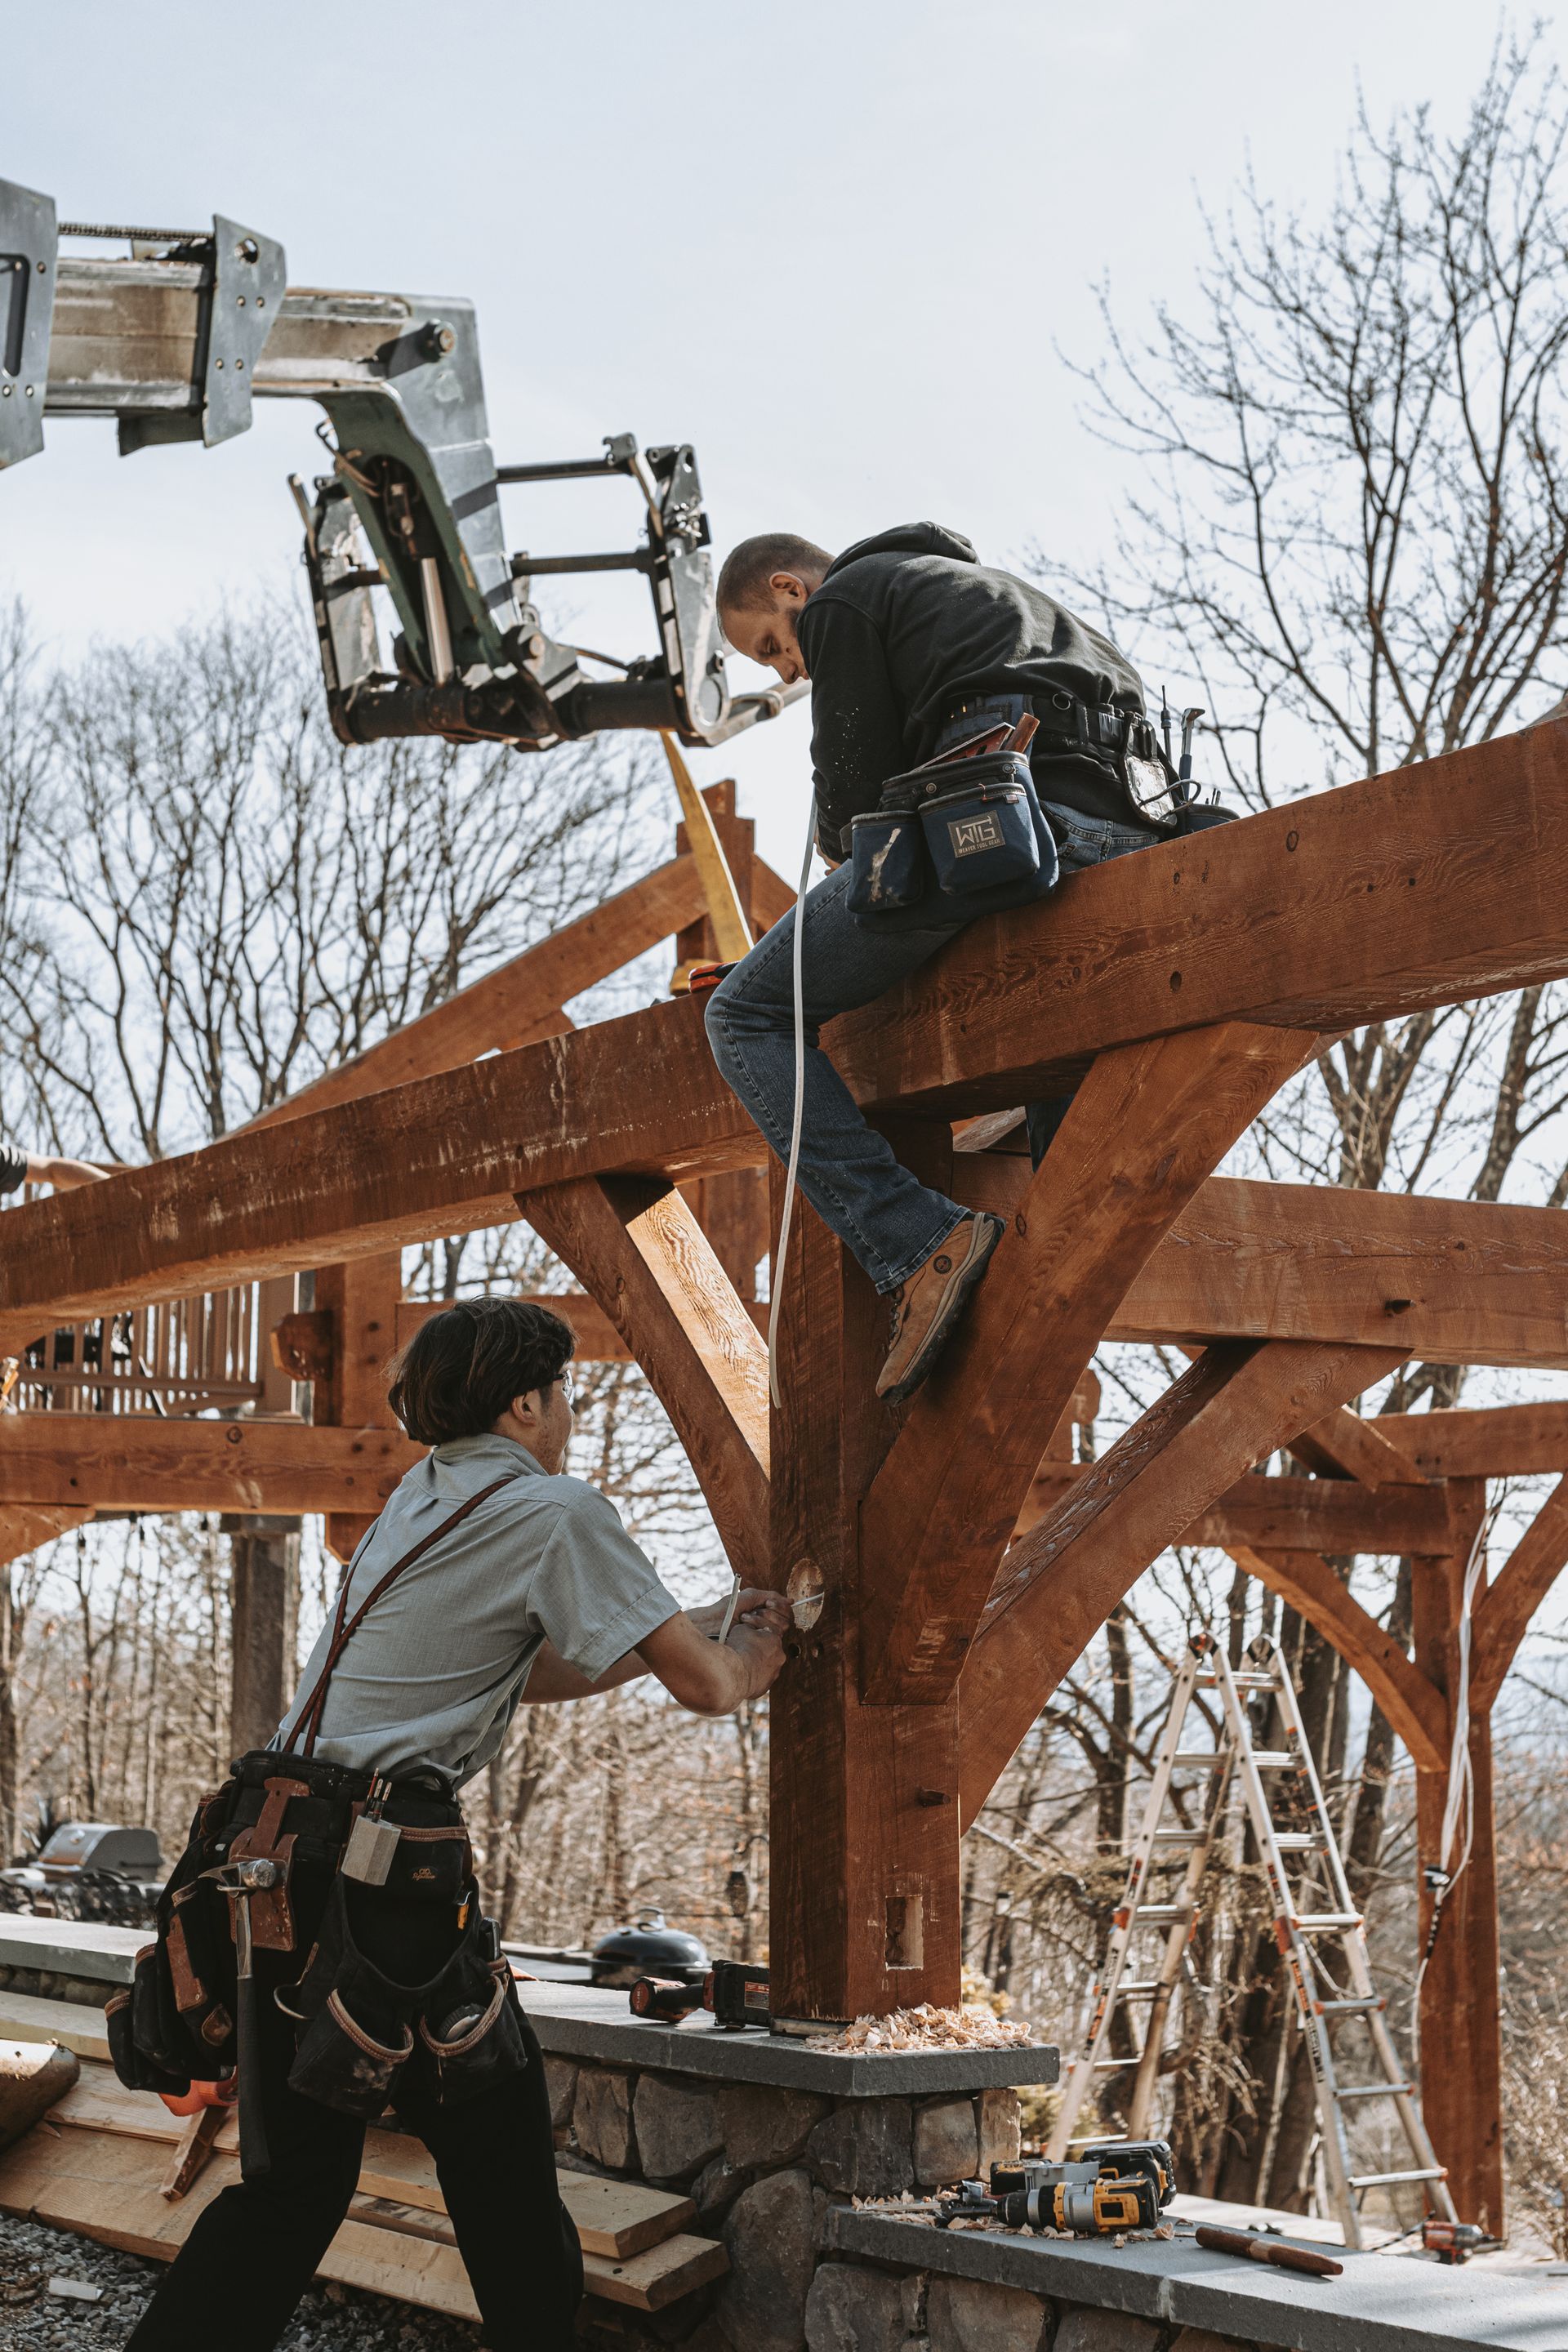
[387,1297,577,1446]
[716,532,834,616]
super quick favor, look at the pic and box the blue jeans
[706,863,970,1294]
[706,802,1165,1295]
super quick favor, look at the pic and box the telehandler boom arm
[0,179,800,751]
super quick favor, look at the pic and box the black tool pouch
[107,1962,194,2096]
[284,1873,525,2118]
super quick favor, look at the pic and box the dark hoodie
[797,523,1146,857]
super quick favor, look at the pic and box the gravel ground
[0,2213,484,2350]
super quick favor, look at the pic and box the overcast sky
[0,2,1542,875]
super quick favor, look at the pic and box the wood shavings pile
[805,2002,1036,2052]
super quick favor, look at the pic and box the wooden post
[313,1253,403,1563]
[1410,1481,1504,2234]
[768,1176,961,2025]
[222,1512,300,1753]
[677,777,769,1303]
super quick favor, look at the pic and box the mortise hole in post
[884,1891,924,1970]
[787,1557,826,1629]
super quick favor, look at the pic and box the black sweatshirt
[797,523,1147,856]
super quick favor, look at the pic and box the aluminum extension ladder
[1046,1630,1458,2247]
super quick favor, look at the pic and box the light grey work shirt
[273,1432,681,1788]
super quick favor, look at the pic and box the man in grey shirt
[128,1296,786,2352]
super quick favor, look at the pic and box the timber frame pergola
[5,729,1568,2236]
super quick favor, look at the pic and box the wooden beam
[768,1187,960,2024]
[0,1415,419,1514]
[0,1506,92,1569]
[519,1178,770,1584]
[956,1342,1408,1827]
[0,1001,752,1352]
[1411,1483,1503,2233]
[859,1023,1320,1704]
[1367,1401,1568,1478]
[829,716,1568,1117]
[12,722,1568,1337]
[314,1254,403,1562]
[241,853,707,1133]
[1287,1406,1426,1487]
[1019,1466,1454,1556]
[1225,1544,1446,1772]
[1470,1474,1568,1714]
[953,1167,1568,1374]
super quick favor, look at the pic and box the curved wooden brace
[1471,1472,1568,1715]
[519,1174,770,1584]
[956,1339,1407,1827]
[859,1020,1321,1704]
[0,1505,92,1571]
[1225,1542,1447,1772]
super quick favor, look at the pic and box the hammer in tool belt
[203,1856,278,2177]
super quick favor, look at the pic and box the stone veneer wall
[549,2052,1282,2352]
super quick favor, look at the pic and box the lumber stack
[0,2052,725,2320]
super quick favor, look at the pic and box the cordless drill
[936,2140,1175,2236]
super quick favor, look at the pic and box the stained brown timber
[1224,1544,1446,1772]
[956,1342,1408,1826]
[830,716,1568,1116]
[0,1415,418,1513]
[858,1024,1320,1704]
[0,1414,1450,1554]
[955,1168,1568,1372]
[9,724,1568,1336]
[1366,1402,1568,1477]
[519,1178,770,1583]
[1470,1474,1568,1713]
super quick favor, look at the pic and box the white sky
[0,0,1539,875]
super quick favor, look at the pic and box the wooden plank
[768,1179,961,2024]
[50,2073,696,2258]
[859,1024,1320,1704]
[240,853,708,1133]
[13,726,1568,1343]
[0,1993,109,2061]
[1470,1474,1568,1713]
[1224,1544,1447,1773]
[956,1343,1409,1826]
[4,2107,722,2311]
[521,1177,770,1582]
[314,1253,403,1561]
[358,2126,696,2257]
[1367,1401,1568,1477]
[952,1166,1568,1374]
[0,1413,419,1514]
[827,716,1568,1118]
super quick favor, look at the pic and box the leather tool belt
[107,1475,528,2127]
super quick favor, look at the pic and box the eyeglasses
[557,1372,577,1408]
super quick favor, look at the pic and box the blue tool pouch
[848,751,1058,933]
[846,787,927,916]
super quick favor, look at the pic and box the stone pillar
[222,1512,301,1753]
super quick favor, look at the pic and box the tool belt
[106,1475,528,2134]
[847,745,1059,933]
[941,688,1238,840]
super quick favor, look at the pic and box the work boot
[875,1213,1005,1405]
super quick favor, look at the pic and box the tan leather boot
[875,1212,1004,1404]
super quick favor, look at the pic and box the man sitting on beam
[707,522,1207,1401]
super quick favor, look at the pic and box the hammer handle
[1196,2224,1343,2278]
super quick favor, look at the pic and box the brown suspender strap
[283,1475,519,1760]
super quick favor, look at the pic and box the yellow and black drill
[935,2140,1175,2237]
